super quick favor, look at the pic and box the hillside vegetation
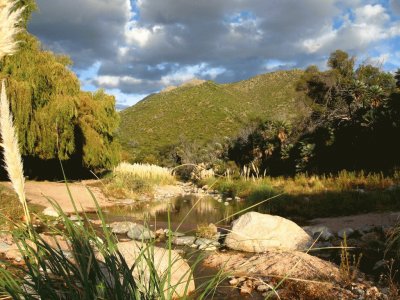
[119,70,307,163]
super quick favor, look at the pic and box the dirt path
[1,181,113,214]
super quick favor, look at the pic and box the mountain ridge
[118,69,308,162]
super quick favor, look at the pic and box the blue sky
[28,0,400,109]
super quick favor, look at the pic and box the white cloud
[95,75,142,88]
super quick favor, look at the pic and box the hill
[118,70,308,162]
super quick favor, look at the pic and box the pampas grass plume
[0,0,23,60]
[0,1,30,225]
[0,80,30,224]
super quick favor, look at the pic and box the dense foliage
[228,50,400,175]
[0,18,119,177]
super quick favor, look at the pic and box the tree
[395,69,400,88]
[0,31,120,175]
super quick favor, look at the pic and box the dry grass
[113,162,175,185]
[0,184,23,229]
[103,162,176,199]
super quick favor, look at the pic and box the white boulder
[225,212,312,252]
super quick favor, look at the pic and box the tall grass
[104,162,176,199]
[114,162,176,185]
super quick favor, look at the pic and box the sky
[28,0,400,109]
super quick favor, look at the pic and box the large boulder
[225,212,312,252]
[117,241,195,299]
[203,250,340,282]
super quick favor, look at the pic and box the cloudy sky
[28,0,400,108]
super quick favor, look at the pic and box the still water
[101,195,256,232]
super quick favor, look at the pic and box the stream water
[100,195,251,233]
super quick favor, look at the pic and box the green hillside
[118,70,307,162]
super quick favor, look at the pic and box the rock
[257,284,270,292]
[155,228,165,237]
[229,278,239,286]
[198,245,217,251]
[204,250,341,282]
[373,259,386,271]
[172,232,185,237]
[0,241,11,253]
[303,226,334,241]
[338,228,355,239]
[110,221,136,234]
[195,238,220,247]
[117,241,195,299]
[127,224,155,241]
[43,207,60,218]
[68,215,82,222]
[357,225,374,235]
[225,212,312,252]
[172,236,196,246]
[240,280,254,295]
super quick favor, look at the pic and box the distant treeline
[159,50,400,177]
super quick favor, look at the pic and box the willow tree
[0,31,120,174]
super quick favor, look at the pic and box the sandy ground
[309,211,400,231]
[1,180,114,214]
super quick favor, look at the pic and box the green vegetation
[201,170,400,220]
[119,70,307,163]
[0,6,119,177]
[227,50,400,175]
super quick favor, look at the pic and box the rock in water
[225,212,312,252]
[127,224,155,240]
[172,236,196,246]
[110,221,136,234]
[117,241,195,299]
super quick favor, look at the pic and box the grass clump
[114,162,175,185]
[104,162,176,199]
[0,185,23,229]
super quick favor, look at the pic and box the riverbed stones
[43,207,60,218]
[110,221,136,234]
[338,227,355,239]
[303,225,334,241]
[225,212,312,252]
[172,236,196,246]
[117,241,195,299]
[127,224,155,240]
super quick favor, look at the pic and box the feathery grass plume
[0,0,23,59]
[0,80,30,225]
[0,1,29,225]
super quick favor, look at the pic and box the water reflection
[105,195,246,228]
